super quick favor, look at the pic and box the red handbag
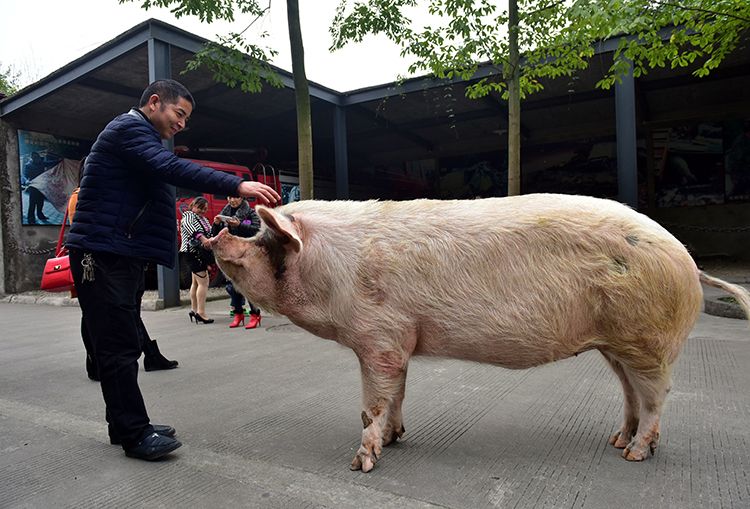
[40,207,75,293]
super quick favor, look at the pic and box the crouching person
[67,79,279,460]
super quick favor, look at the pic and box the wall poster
[18,129,90,225]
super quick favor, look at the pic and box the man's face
[142,94,192,140]
[227,196,243,208]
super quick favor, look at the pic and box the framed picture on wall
[18,129,91,225]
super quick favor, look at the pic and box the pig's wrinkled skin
[211,194,750,472]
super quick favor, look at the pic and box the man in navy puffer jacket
[67,79,279,461]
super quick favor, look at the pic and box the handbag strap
[55,206,70,257]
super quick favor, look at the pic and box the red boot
[229,312,245,328]
[245,312,261,329]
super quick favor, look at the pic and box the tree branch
[237,1,272,37]
[652,1,750,23]
[523,0,567,18]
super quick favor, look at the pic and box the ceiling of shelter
[346,45,750,169]
[344,56,620,169]
[1,19,748,184]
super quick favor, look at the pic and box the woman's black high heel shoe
[193,313,214,324]
[188,311,196,323]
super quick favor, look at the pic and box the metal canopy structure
[3,18,747,196]
[0,20,339,176]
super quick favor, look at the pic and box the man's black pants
[70,248,154,448]
[79,270,153,380]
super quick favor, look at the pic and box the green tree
[578,1,750,89]
[331,0,750,196]
[121,0,315,199]
[0,64,20,97]
[286,0,313,199]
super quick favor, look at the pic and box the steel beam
[615,62,638,209]
[149,39,181,308]
[334,106,349,199]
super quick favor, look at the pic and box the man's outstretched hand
[237,181,281,206]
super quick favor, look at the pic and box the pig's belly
[413,328,594,369]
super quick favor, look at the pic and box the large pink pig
[211,194,750,472]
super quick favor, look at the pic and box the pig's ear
[256,206,303,253]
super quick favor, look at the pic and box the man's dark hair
[138,79,195,108]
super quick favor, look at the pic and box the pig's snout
[209,228,231,260]
[210,227,229,246]
[210,227,251,265]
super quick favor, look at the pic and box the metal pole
[334,105,349,199]
[148,38,180,308]
[615,62,638,208]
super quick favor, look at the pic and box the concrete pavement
[1,295,749,508]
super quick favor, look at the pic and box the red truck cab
[176,159,281,223]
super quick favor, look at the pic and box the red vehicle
[175,159,282,288]
[176,159,282,221]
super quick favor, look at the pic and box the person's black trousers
[70,248,154,448]
[26,187,47,222]
[79,265,152,382]
[226,280,259,315]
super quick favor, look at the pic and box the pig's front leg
[382,375,407,447]
[351,350,410,473]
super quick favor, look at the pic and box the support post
[149,38,180,308]
[334,105,349,199]
[615,62,638,208]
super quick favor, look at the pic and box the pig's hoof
[350,455,362,470]
[623,449,648,461]
[649,438,658,455]
[622,441,650,461]
[608,431,631,449]
[382,425,405,447]
[350,445,379,472]
[350,452,377,472]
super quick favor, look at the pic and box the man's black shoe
[124,433,181,461]
[110,424,176,445]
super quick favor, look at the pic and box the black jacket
[67,109,242,267]
[211,200,260,239]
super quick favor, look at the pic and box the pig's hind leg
[601,353,640,449]
[602,347,673,461]
[618,363,672,461]
[351,348,411,473]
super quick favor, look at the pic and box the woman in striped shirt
[180,197,214,324]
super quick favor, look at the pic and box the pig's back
[284,193,674,245]
[284,195,702,367]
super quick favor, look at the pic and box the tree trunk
[506,0,521,196]
[286,0,314,200]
